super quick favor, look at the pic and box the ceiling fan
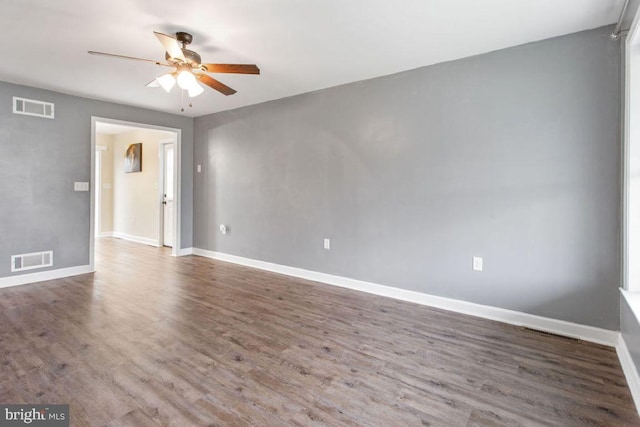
[88,31,259,104]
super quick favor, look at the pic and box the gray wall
[621,293,640,372]
[194,26,621,330]
[0,81,194,277]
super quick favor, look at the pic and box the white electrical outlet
[197,164,202,173]
[472,256,483,272]
[324,238,330,250]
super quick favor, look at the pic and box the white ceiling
[0,0,625,118]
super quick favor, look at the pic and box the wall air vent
[13,97,54,119]
[11,251,53,272]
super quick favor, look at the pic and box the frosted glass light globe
[177,70,198,90]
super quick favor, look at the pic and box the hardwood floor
[0,238,638,426]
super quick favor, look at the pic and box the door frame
[623,7,640,290]
[90,117,183,271]
[158,138,176,247]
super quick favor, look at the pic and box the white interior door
[162,143,175,247]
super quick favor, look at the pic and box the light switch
[197,164,202,173]
[74,182,89,192]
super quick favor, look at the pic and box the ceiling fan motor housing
[162,32,202,67]
[165,49,202,67]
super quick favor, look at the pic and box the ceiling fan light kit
[154,73,176,93]
[177,68,199,91]
[88,31,260,110]
[187,82,204,98]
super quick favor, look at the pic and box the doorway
[90,117,182,271]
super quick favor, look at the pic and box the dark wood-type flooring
[0,238,638,426]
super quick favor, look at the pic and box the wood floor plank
[0,237,637,426]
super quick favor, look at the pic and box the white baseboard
[617,335,640,414]
[176,247,193,256]
[99,231,113,238]
[191,248,618,347]
[0,265,94,289]
[112,231,160,247]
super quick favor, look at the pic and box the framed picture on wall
[124,143,142,173]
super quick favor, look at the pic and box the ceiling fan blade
[196,74,237,96]
[153,31,186,62]
[202,64,260,75]
[88,51,172,67]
